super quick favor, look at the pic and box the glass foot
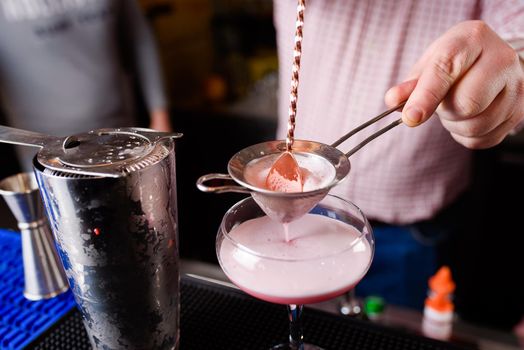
[271,343,323,350]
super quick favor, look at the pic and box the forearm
[149,109,172,132]
[121,1,168,113]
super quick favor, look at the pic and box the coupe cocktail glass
[217,194,374,349]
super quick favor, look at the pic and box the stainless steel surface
[0,125,182,177]
[196,173,251,194]
[196,102,405,222]
[33,131,181,349]
[331,101,406,154]
[343,118,403,158]
[0,125,60,148]
[197,140,350,223]
[0,172,68,301]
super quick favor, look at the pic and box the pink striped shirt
[274,0,524,224]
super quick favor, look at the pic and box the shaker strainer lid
[38,128,182,178]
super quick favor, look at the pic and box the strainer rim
[227,139,350,197]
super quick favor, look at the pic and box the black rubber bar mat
[27,275,474,350]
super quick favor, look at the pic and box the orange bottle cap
[428,266,455,294]
[425,266,455,313]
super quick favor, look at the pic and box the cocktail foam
[244,152,335,192]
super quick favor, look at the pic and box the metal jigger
[0,172,68,300]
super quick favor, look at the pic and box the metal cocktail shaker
[23,127,181,349]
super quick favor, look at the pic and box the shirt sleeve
[119,0,168,112]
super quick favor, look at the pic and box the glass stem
[287,304,304,349]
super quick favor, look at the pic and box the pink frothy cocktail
[218,208,373,305]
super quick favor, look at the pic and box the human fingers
[439,88,514,139]
[437,26,518,123]
[402,21,485,126]
[384,79,417,108]
[448,109,522,149]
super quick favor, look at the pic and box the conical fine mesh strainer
[197,102,405,223]
[198,140,350,223]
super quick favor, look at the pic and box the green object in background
[364,296,386,320]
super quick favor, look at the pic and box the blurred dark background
[0,0,522,332]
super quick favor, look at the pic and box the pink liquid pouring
[218,214,372,305]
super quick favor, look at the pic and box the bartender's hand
[149,109,172,132]
[385,20,524,149]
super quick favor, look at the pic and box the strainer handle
[345,118,403,158]
[331,101,406,150]
[130,128,183,141]
[196,173,251,194]
[0,125,59,148]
